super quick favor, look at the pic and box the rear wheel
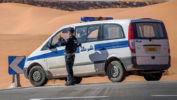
[29,65,48,87]
[106,60,126,82]
[144,72,162,81]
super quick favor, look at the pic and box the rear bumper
[125,56,171,71]
[132,64,170,70]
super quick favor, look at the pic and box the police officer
[59,27,81,86]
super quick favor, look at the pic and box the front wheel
[29,65,48,87]
[144,72,162,81]
[106,60,126,82]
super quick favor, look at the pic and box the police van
[24,17,170,86]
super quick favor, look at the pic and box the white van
[24,17,170,86]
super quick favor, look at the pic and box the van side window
[87,25,99,42]
[103,24,124,40]
[75,26,87,43]
[41,28,69,50]
[51,28,69,47]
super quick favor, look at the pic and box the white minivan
[24,17,170,86]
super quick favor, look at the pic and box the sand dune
[0,0,177,88]
[0,3,69,34]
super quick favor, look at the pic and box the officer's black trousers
[65,54,75,81]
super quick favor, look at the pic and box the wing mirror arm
[48,41,55,49]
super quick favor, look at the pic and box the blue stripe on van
[27,40,129,61]
[94,40,129,51]
[27,49,65,61]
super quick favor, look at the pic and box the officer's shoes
[65,81,74,86]
[65,77,76,86]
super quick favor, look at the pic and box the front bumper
[23,68,28,79]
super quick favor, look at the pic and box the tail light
[128,23,135,53]
[133,57,136,63]
[163,23,170,54]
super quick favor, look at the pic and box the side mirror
[47,42,55,49]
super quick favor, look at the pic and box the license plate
[145,47,158,52]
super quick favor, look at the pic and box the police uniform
[60,34,80,85]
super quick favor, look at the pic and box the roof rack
[81,17,113,22]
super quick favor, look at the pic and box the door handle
[80,46,87,52]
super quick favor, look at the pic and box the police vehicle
[24,17,170,86]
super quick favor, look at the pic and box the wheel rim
[111,65,120,78]
[32,70,42,82]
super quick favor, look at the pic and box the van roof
[59,18,163,29]
[131,18,162,23]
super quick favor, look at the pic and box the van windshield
[134,22,167,39]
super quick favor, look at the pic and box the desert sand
[0,0,177,88]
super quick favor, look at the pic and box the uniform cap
[68,27,75,33]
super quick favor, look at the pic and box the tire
[144,72,162,81]
[29,65,48,87]
[106,60,126,82]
